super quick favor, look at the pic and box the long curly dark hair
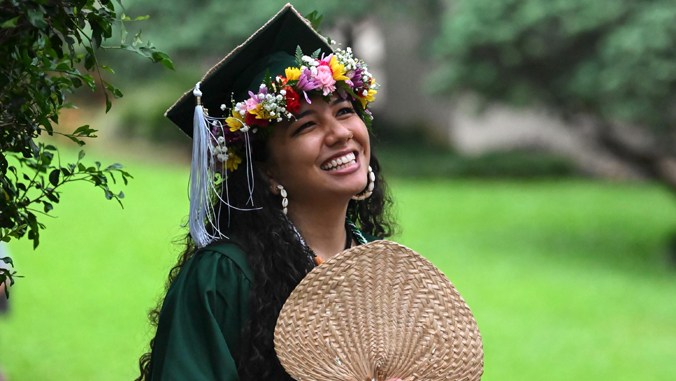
[135,130,398,380]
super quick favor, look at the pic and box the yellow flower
[357,87,377,109]
[329,56,350,82]
[227,152,242,172]
[285,67,301,81]
[249,103,271,121]
[226,110,245,132]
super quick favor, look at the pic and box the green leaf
[105,93,112,113]
[104,163,123,171]
[78,150,85,160]
[43,201,53,213]
[160,57,174,70]
[27,10,48,28]
[1,16,20,28]
[133,15,150,21]
[66,136,85,147]
[295,45,304,66]
[99,65,115,74]
[120,22,128,44]
[103,81,124,99]
[81,74,96,91]
[263,69,273,90]
[133,29,143,47]
[311,48,321,59]
[49,169,60,187]
[73,125,98,137]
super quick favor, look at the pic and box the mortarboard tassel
[189,82,212,248]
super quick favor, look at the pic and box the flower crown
[209,46,378,172]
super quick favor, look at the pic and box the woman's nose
[325,119,352,145]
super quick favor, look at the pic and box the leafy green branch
[0,0,172,291]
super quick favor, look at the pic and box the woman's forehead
[296,95,348,114]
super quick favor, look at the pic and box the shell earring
[277,184,288,215]
[352,166,375,201]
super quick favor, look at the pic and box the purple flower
[223,128,241,143]
[296,67,321,103]
[296,67,320,92]
[349,67,364,89]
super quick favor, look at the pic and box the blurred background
[2,0,676,379]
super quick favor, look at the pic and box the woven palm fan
[274,240,483,381]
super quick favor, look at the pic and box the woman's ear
[256,162,281,195]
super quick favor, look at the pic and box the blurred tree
[0,0,172,291]
[431,0,676,192]
[107,0,441,145]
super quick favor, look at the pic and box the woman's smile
[265,94,370,203]
[320,150,358,172]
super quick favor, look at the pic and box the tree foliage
[432,0,676,188]
[0,0,172,292]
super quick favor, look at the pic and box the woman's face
[264,95,370,205]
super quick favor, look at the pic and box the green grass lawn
[2,155,676,380]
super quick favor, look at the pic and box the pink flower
[244,96,259,112]
[315,65,336,96]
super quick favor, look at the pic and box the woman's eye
[293,122,315,136]
[337,107,355,117]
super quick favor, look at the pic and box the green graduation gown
[149,234,377,380]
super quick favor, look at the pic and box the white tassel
[189,82,211,248]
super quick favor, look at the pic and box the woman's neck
[287,200,349,262]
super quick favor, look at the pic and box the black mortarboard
[165,3,332,137]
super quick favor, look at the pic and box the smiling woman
[135,5,397,381]
[264,95,373,261]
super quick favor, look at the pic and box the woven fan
[274,240,483,381]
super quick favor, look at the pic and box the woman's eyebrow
[332,98,349,106]
[295,109,316,119]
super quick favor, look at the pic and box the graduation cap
[165,3,332,136]
[166,4,378,248]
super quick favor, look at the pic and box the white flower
[277,117,282,122]
[239,110,246,117]
[220,104,227,111]
[217,136,225,144]
[217,153,227,162]
[260,84,267,89]
[276,95,283,101]
[280,90,287,96]
[270,111,276,117]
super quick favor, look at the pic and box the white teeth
[322,153,357,170]
[328,159,357,171]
